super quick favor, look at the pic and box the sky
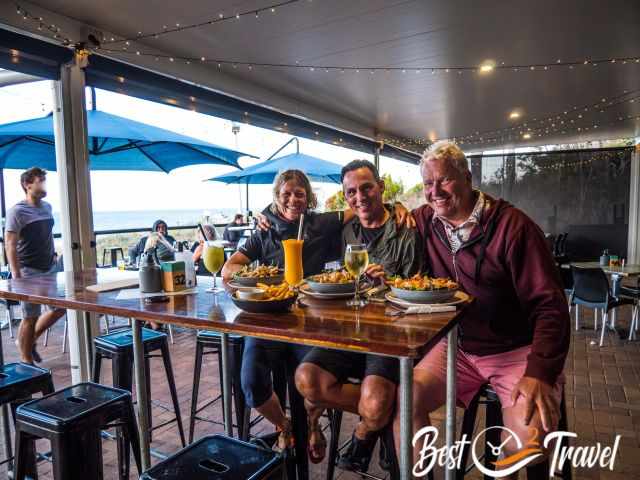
[0,78,421,215]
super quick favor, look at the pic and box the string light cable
[380,88,640,149]
[12,3,639,151]
[100,0,305,45]
[94,46,640,76]
[451,88,640,144]
[14,3,640,76]
[15,3,75,46]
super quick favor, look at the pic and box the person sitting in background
[191,224,217,275]
[223,214,245,246]
[130,219,176,264]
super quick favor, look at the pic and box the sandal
[275,418,295,452]
[308,422,327,464]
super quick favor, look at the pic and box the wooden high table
[0,269,471,480]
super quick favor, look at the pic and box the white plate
[300,283,371,299]
[385,290,469,308]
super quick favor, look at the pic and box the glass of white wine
[344,243,369,308]
[203,241,225,293]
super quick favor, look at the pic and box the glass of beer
[345,243,369,308]
[203,241,225,293]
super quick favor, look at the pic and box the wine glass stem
[213,273,217,291]
[354,274,360,304]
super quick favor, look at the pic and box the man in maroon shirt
[397,141,570,472]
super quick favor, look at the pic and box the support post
[245,183,249,215]
[374,142,381,171]
[52,52,99,384]
[627,144,640,264]
[0,321,12,469]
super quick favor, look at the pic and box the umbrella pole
[0,168,6,266]
[265,137,299,162]
[245,183,249,213]
[0,168,6,223]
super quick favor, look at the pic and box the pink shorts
[415,339,564,409]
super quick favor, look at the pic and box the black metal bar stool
[102,247,125,267]
[13,382,141,480]
[188,330,251,442]
[92,328,186,451]
[140,434,284,479]
[457,384,572,480]
[325,408,400,480]
[0,362,54,477]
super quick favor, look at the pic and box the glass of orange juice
[283,239,304,287]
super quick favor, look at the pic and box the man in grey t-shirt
[5,167,65,364]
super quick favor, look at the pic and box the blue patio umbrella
[208,151,342,185]
[0,110,254,173]
[207,137,343,210]
[0,105,254,218]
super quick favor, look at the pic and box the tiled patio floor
[0,304,638,480]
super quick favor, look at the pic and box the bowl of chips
[305,269,356,294]
[232,264,284,286]
[388,274,458,304]
[230,282,297,313]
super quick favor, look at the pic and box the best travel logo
[412,426,621,478]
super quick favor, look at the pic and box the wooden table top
[0,270,470,358]
[567,261,640,277]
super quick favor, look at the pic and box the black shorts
[302,347,399,385]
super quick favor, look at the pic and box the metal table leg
[445,328,458,480]
[220,332,233,437]
[399,357,413,480]
[610,274,622,332]
[131,318,151,470]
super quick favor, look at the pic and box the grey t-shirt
[5,200,56,270]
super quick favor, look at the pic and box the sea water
[51,208,239,233]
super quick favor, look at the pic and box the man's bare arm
[5,231,21,279]
[221,251,251,283]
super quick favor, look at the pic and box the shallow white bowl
[235,287,266,301]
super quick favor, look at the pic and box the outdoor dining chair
[570,266,635,346]
[619,277,639,340]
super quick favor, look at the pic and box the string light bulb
[479,62,495,73]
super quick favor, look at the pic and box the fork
[386,306,406,317]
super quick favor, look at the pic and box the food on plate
[235,264,281,278]
[254,282,295,301]
[307,269,355,284]
[388,274,457,291]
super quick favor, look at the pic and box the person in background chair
[191,224,217,275]
[130,219,176,265]
[223,213,245,247]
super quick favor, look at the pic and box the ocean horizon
[51,208,240,234]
